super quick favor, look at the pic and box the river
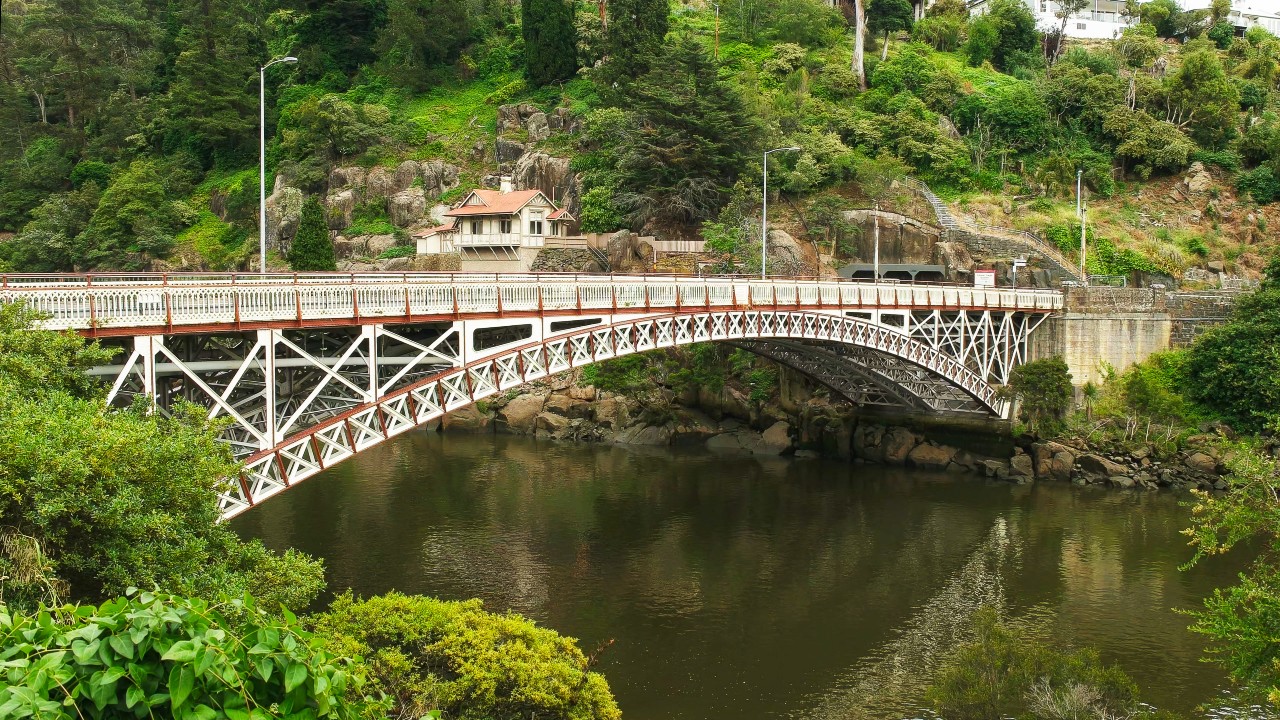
[233,432,1258,719]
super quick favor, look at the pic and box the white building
[968,0,1280,38]
[414,181,575,270]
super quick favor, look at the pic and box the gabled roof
[548,208,575,221]
[445,189,549,217]
[412,219,458,237]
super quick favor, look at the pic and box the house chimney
[500,176,513,193]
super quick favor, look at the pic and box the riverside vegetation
[3,0,1280,715]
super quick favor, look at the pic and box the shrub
[69,160,112,189]
[1183,281,1280,432]
[0,590,372,720]
[912,14,965,51]
[1208,19,1235,48]
[1237,166,1280,203]
[926,608,1145,720]
[377,245,416,259]
[1001,357,1073,435]
[1190,149,1241,171]
[289,197,337,271]
[1121,350,1193,422]
[312,592,621,720]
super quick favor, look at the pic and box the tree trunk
[882,31,891,60]
[852,0,867,90]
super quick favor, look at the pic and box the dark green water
[233,432,1254,719]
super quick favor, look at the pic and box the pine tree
[612,36,755,227]
[522,0,578,86]
[288,197,336,271]
[603,0,669,87]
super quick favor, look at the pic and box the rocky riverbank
[434,370,1230,491]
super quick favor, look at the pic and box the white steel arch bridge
[0,272,1062,519]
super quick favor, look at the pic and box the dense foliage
[0,304,325,612]
[1184,445,1280,705]
[312,592,621,720]
[523,0,578,86]
[0,591,373,720]
[926,608,1160,720]
[1001,357,1074,435]
[4,0,1280,274]
[288,196,338,271]
[1182,273,1280,433]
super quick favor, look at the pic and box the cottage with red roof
[414,180,575,261]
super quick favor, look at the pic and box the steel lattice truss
[81,306,1057,519]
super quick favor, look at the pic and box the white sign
[974,269,996,288]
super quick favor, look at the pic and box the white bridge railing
[0,272,1063,332]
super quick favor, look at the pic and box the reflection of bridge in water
[0,272,1061,518]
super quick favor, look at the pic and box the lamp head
[282,56,298,63]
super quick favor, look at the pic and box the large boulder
[595,395,629,430]
[526,112,551,143]
[605,230,652,273]
[1032,441,1076,481]
[328,166,367,191]
[496,394,545,434]
[543,393,592,419]
[441,405,490,433]
[758,421,792,455]
[765,228,806,275]
[389,189,427,227]
[907,442,957,470]
[497,103,539,133]
[366,166,414,200]
[1077,453,1129,479]
[535,411,572,437]
[264,186,304,252]
[934,241,975,283]
[881,426,921,464]
[326,189,357,231]
[1185,451,1220,474]
[496,139,527,166]
[420,161,461,199]
[511,152,580,221]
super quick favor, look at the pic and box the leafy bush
[312,592,621,720]
[0,591,372,720]
[1121,350,1193,423]
[1183,281,1280,432]
[377,245,416,260]
[1237,166,1280,203]
[70,160,112,189]
[579,354,653,394]
[911,14,965,51]
[927,608,1148,720]
[346,202,398,237]
[1190,148,1242,171]
[1000,356,1073,435]
[289,197,337,271]
[0,304,326,611]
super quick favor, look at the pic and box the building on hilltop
[413,178,576,271]
[964,0,1280,38]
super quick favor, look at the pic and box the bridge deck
[0,273,1062,335]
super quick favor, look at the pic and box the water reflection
[234,432,1247,719]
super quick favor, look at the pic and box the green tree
[79,159,180,269]
[1184,445,1280,705]
[1165,44,1240,148]
[289,196,337,271]
[602,0,669,87]
[608,37,757,228]
[868,0,915,60]
[372,0,471,91]
[967,0,1039,71]
[523,0,577,86]
[312,592,622,720]
[0,590,373,719]
[1182,277,1280,433]
[0,304,325,612]
[1103,108,1196,178]
[1000,356,1073,435]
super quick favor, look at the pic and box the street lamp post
[260,56,298,274]
[761,146,801,279]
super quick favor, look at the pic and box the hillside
[1,0,1278,286]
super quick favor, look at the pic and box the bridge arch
[217,310,1007,519]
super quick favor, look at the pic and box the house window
[529,219,544,236]
[470,220,482,235]
[500,219,513,234]
[1076,21,1086,28]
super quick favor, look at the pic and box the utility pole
[1080,206,1088,286]
[873,201,880,281]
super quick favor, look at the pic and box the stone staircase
[901,177,1083,283]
